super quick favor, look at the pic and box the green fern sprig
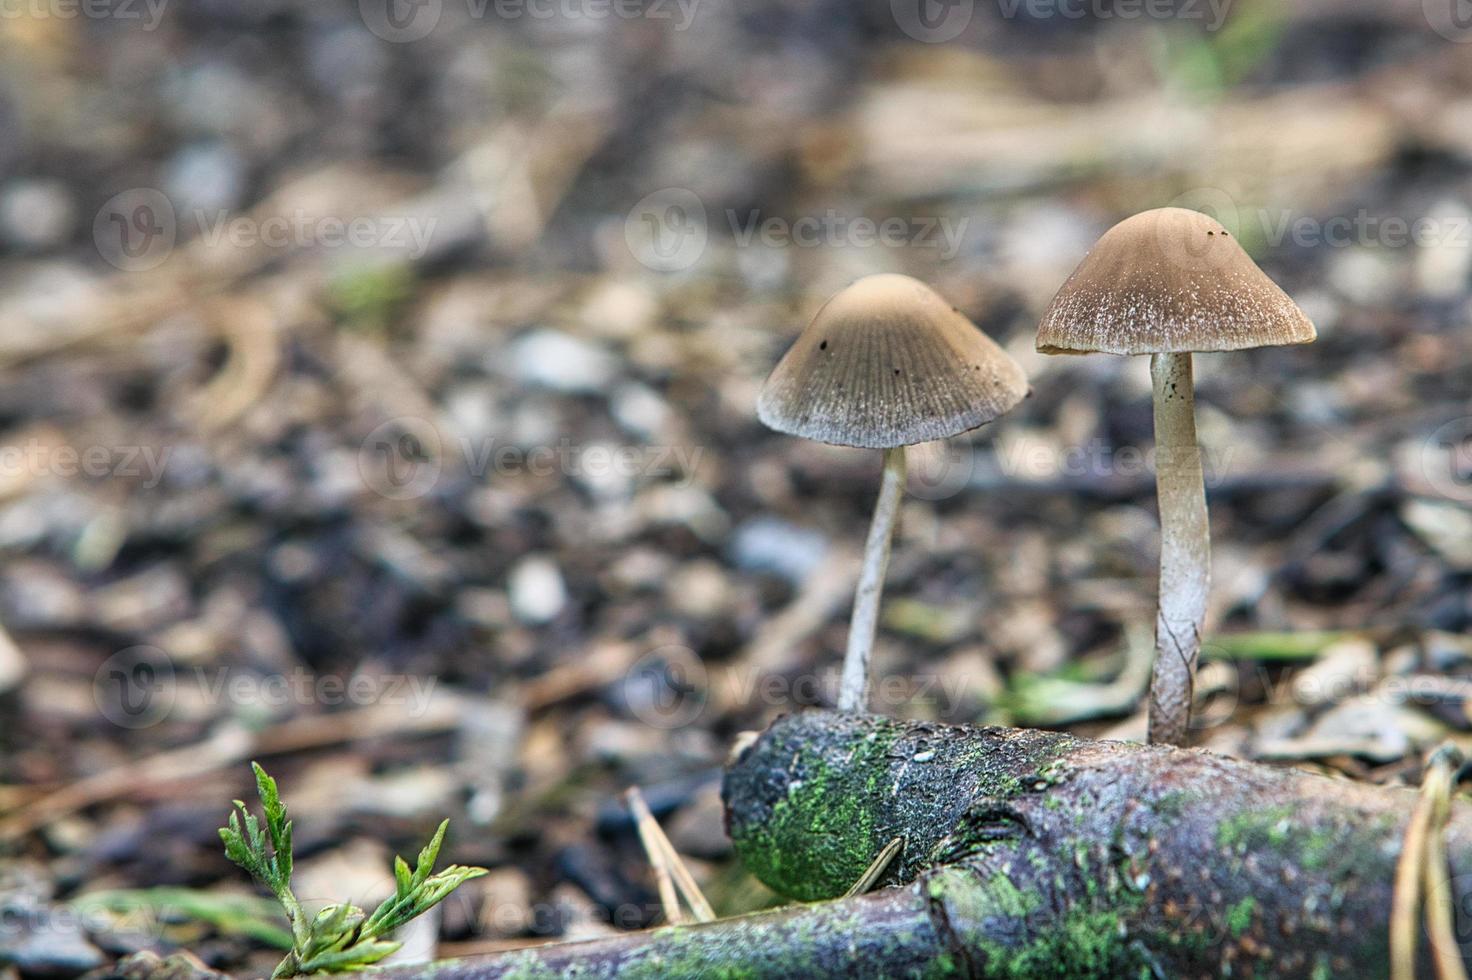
[220,762,486,978]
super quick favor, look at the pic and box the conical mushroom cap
[1036,208,1316,355]
[757,274,1028,449]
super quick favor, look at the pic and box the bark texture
[725,710,1470,977]
[96,712,1470,979]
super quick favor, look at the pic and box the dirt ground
[1,0,1471,974]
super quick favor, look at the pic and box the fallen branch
[95,711,1465,978]
[723,711,1464,976]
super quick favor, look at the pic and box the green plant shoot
[220,762,487,978]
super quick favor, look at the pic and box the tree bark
[723,710,1464,977]
[95,711,1466,979]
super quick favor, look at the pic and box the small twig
[1393,744,1466,980]
[189,295,282,432]
[842,837,904,899]
[710,545,859,714]
[0,696,464,840]
[624,788,684,925]
[622,786,715,923]
[656,834,715,924]
[1422,748,1470,980]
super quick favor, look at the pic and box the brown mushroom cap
[757,273,1029,449]
[1036,207,1316,356]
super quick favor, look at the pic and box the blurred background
[1,0,1471,973]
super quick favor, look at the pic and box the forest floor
[1,1,1471,974]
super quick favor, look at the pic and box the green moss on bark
[723,711,1073,901]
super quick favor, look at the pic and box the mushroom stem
[838,445,906,713]
[1147,351,1210,745]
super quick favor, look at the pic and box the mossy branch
[111,716,1470,979]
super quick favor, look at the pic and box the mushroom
[1035,207,1315,744]
[758,273,1028,712]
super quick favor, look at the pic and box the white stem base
[838,446,906,713]
[1148,352,1210,746]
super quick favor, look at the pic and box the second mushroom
[758,273,1028,713]
[1036,207,1315,745]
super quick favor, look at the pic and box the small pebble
[508,329,618,394]
[0,179,75,250]
[508,555,567,624]
[728,516,827,585]
[165,142,247,216]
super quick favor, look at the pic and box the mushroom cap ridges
[757,273,1028,449]
[1036,208,1316,356]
